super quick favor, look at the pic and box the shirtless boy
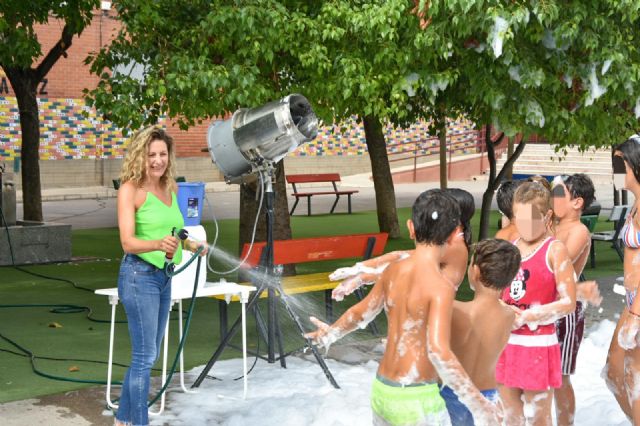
[305,189,500,425]
[551,173,599,425]
[440,238,521,425]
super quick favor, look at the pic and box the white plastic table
[95,226,255,415]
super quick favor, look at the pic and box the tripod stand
[192,169,339,389]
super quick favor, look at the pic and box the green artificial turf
[0,207,624,402]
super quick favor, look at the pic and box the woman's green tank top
[135,191,184,269]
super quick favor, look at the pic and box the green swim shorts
[371,376,450,425]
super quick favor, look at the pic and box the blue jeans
[116,254,171,426]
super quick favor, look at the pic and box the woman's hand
[618,313,640,350]
[185,239,209,256]
[159,235,179,254]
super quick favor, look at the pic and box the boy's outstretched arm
[427,288,502,426]
[330,251,411,301]
[305,276,385,349]
[517,241,577,329]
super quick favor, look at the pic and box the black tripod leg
[192,284,267,388]
[267,287,276,363]
[279,293,340,389]
[273,296,287,368]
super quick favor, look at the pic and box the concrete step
[498,154,610,162]
[496,164,611,174]
[491,143,611,178]
[498,157,610,166]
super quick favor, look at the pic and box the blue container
[177,182,205,226]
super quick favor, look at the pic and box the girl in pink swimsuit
[496,181,577,426]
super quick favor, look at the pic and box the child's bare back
[440,239,522,425]
[377,254,454,384]
[451,297,514,390]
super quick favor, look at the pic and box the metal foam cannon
[206,94,318,183]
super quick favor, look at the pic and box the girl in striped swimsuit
[604,135,640,423]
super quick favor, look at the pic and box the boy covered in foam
[440,238,521,425]
[551,173,601,425]
[305,189,501,425]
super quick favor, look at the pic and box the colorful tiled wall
[306,117,480,157]
[0,96,480,160]
[0,96,127,160]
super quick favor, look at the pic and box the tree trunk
[362,115,400,239]
[5,69,42,222]
[238,161,294,275]
[478,129,527,240]
[438,121,447,189]
[506,137,514,180]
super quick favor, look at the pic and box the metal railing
[386,129,482,182]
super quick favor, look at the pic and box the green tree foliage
[413,0,640,237]
[0,0,98,221]
[88,1,640,241]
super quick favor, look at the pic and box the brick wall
[0,8,482,189]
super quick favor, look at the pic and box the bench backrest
[580,215,598,233]
[608,205,630,222]
[286,173,341,184]
[240,232,388,267]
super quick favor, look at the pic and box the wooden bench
[213,232,389,338]
[286,173,359,215]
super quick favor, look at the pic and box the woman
[115,126,206,426]
[605,135,640,423]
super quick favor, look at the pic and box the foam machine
[192,94,339,389]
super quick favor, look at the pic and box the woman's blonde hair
[119,126,177,191]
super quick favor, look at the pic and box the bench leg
[290,198,300,216]
[307,196,312,216]
[325,289,333,323]
[614,241,625,262]
[347,194,352,214]
[219,300,228,340]
[253,304,270,350]
[330,195,340,214]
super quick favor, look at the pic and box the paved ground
[17,177,625,230]
[3,176,630,425]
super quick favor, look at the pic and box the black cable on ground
[2,200,256,396]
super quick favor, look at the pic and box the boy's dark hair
[446,188,475,248]
[562,173,595,211]
[472,239,521,290]
[412,189,461,245]
[496,180,521,220]
[615,136,640,184]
